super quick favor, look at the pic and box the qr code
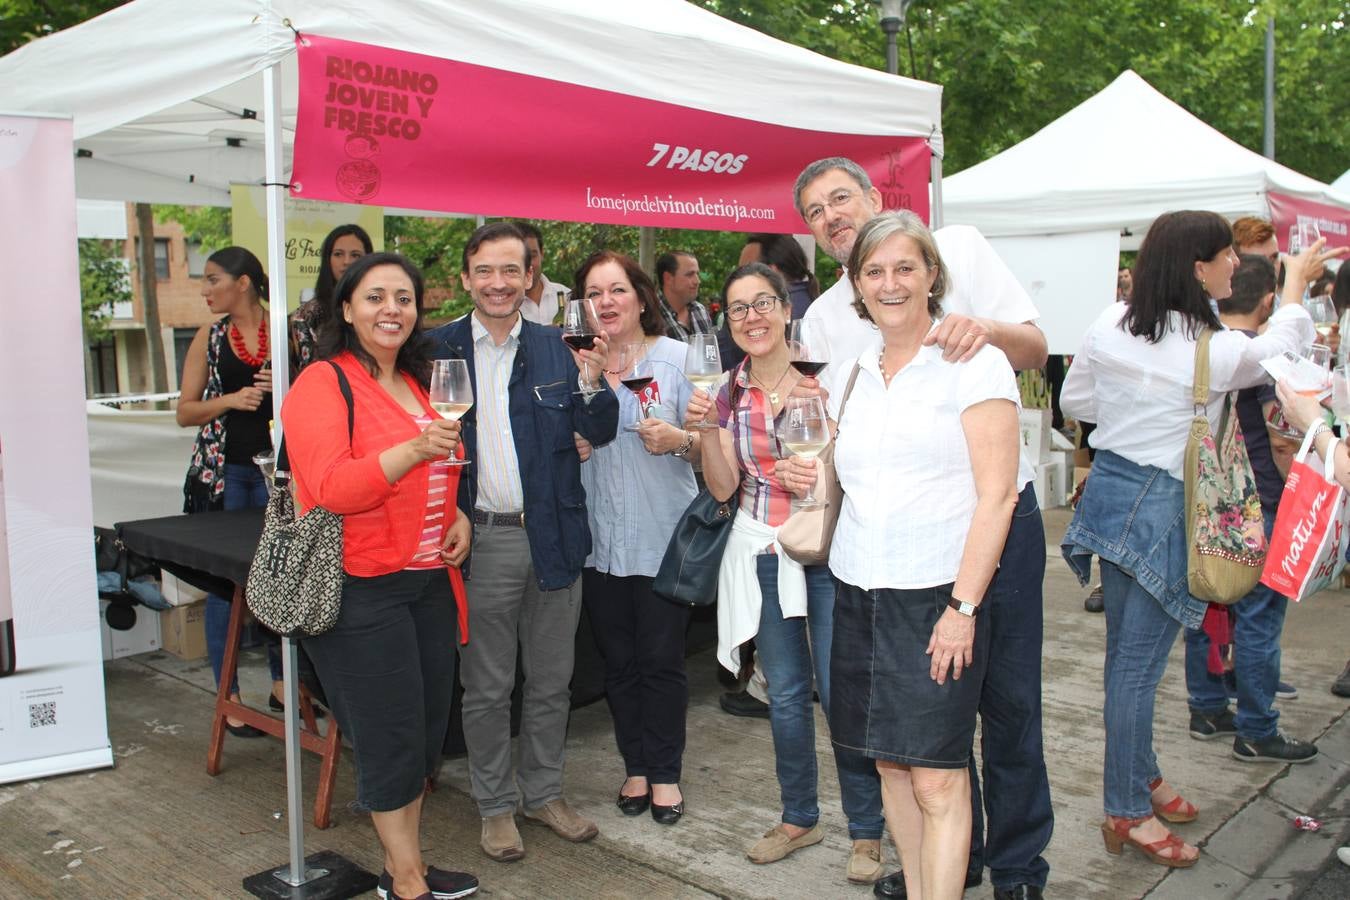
[29,701,56,729]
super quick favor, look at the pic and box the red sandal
[1101,815,1198,868]
[1148,776,1199,824]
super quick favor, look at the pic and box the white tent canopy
[0,0,943,209]
[943,70,1350,239]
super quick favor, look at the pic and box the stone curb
[1145,710,1350,900]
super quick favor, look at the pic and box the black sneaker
[1084,585,1104,613]
[1232,732,1318,763]
[1334,660,1350,698]
[1189,707,1236,740]
[1276,680,1298,700]
[719,689,770,719]
[377,866,479,900]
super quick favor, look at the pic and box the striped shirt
[471,313,525,513]
[658,294,713,341]
[406,413,453,569]
[715,363,793,527]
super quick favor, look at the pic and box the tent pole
[261,61,315,890]
[929,149,944,229]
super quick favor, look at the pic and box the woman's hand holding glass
[779,396,831,509]
[775,454,820,500]
[1274,379,1328,434]
[408,417,462,462]
[683,389,715,431]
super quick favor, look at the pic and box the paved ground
[1,507,1347,899]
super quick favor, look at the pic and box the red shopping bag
[1260,427,1347,601]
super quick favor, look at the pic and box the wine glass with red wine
[788,320,829,378]
[618,342,656,432]
[562,297,600,395]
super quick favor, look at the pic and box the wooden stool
[206,585,342,829]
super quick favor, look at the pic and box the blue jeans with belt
[205,462,282,695]
[1184,514,1286,740]
[968,483,1053,889]
[754,556,884,840]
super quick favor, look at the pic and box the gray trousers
[458,522,583,816]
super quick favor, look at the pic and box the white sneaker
[1337,845,1350,867]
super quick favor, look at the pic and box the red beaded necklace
[229,319,269,368]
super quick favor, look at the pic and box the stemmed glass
[1306,295,1337,343]
[1332,365,1350,429]
[779,395,831,510]
[684,333,721,430]
[429,358,473,467]
[1288,222,1322,256]
[618,342,656,432]
[562,297,600,397]
[787,320,830,378]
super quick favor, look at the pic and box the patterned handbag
[1183,330,1267,604]
[245,362,352,638]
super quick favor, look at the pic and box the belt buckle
[516,511,525,528]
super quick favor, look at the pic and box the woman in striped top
[688,263,884,876]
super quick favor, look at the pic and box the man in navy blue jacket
[427,222,618,863]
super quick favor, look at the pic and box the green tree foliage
[154,205,232,254]
[0,0,129,54]
[77,238,129,340]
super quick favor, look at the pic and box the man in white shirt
[517,221,571,326]
[794,157,1051,900]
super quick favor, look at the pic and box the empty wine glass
[562,297,600,396]
[1332,365,1350,426]
[1288,222,1322,256]
[430,358,473,467]
[684,334,721,430]
[779,395,831,510]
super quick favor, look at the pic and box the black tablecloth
[115,508,264,601]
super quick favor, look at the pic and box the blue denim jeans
[1100,559,1183,818]
[206,462,282,694]
[754,555,884,839]
[1183,514,1286,739]
[968,484,1053,889]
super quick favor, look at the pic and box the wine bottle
[0,438,15,677]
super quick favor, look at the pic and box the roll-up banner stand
[0,113,112,782]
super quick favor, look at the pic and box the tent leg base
[243,851,377,899]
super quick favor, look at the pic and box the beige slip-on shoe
[846,838,884,884]
[746,823,825,864]
[521,797,600,842]
[480,811,525,862]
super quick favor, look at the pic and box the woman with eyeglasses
[686,263,884,873]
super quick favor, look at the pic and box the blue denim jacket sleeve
[1062,450,1206,630]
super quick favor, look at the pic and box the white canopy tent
[0,0,943,209]
[943,69,1349,240]
[939,70,1350,353]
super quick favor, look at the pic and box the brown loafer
[480,812,525,862]
[746,823,825,864]
[521,798,599,843]
[847,838,884,884]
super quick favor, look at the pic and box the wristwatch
[947,597,980,617]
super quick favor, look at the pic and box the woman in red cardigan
[282,252,477,900]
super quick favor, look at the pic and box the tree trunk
[135,203,168,394]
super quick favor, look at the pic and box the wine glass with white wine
[429,358,473,467]
[684,333,722,430]
[779,395,831,510]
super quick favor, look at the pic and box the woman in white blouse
[1061,211,1333,870]
[790,210,1021,900]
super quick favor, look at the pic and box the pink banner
[290,35,930,232]
[1269,191,1350,253]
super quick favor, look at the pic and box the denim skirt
[829,580,989,769]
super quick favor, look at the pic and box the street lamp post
[873,0,915,76]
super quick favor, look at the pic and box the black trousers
[303,568,456,812]
[582,569,689,783]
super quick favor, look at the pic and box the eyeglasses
[803,189,858,225]
[725,294,783,321]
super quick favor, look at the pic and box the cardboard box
[99,599,162,660]
[1019,408,1052,464]
[160,569,208,608]
[160,601,207,661]
[1034,458,1070,509]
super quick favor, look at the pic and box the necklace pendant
[769,391,779,404]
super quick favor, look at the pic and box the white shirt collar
[471,310,523,347]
